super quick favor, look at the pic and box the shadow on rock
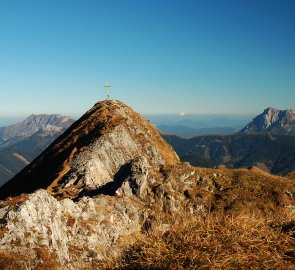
[75,162,132,201]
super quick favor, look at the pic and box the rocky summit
[0,100,295,269]
[241,107,295,135]
[0,100,179,200]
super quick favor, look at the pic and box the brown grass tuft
[0,248,61,270]
[99,210,295,270]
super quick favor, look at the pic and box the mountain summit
[241,107,295,135]
[0,100,179,199]
[0,114,74,144]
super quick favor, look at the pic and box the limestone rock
[241,107,295,135]
[0,189,142,269]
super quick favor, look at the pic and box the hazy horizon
[0,109,255,119]
[0,109,254,129]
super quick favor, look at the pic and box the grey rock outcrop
[0,160,226,269]
[241,107,295,135]
[0,189,143,269]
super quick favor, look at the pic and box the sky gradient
[0,0,294,117]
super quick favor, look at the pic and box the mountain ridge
[163,132,295,175]
[161,107,295,175]
[241,107,295,135]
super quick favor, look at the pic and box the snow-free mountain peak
[0,99,179,200]
[0,114,74,143]
[241,107,295,135]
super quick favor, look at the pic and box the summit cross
[104,82,111,99]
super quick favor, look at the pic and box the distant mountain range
[158,124,238,138]
[163,107,295,175]
[146,114,251,138]
[163,132,295,175]
[0,114,74,186]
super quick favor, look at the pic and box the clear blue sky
[0,0,294,117]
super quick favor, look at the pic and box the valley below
[163,132,295,175]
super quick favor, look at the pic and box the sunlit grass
[100,210,295,270]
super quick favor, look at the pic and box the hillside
[285,170,295,180]
[0,150,30,186]
[163,132,295,175]
[0,100,294,269]
[0,114,74,185]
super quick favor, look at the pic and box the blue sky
[0,0,294,117]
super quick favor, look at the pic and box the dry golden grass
[0,247,61,270]
[0,251,30,270]
[285,171,295,181]
[98,210,295,270]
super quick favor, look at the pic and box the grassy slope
[111,211,295,270]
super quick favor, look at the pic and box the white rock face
[0,189,142,269]
[62,123,166,190]
[263,107,280,128]
[0,114,74,142]
[241,107,295,135]
[54,101,179,196]
[0,160,214,268]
